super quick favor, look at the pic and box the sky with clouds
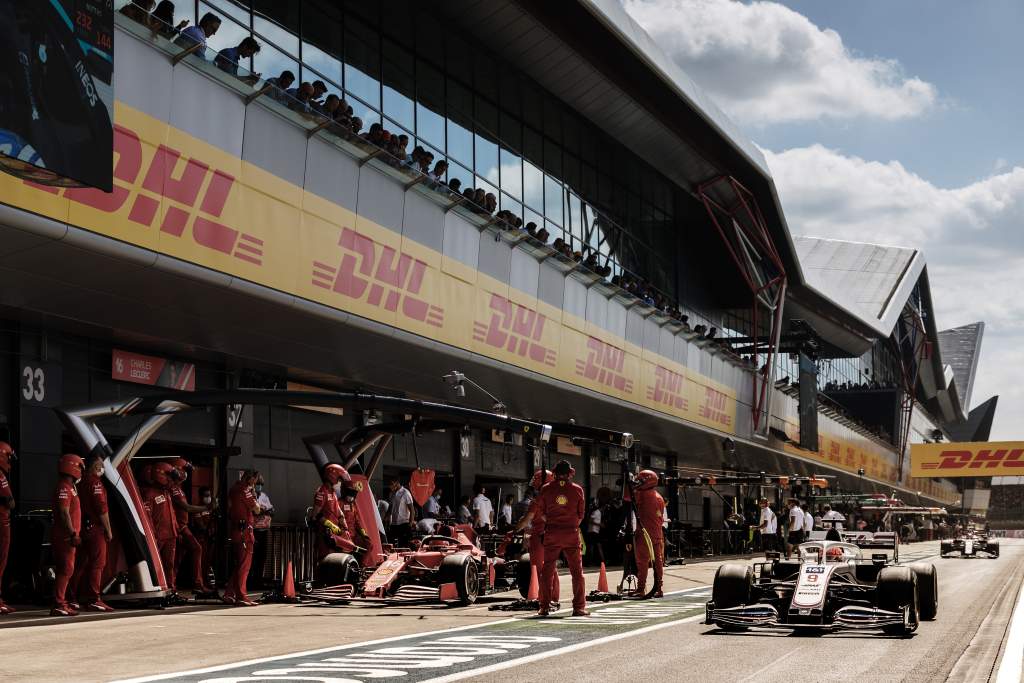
[622,0,1024,439]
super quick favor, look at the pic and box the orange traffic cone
[597,561,609,593]
[527,564,539,601]
[282,560,297,601]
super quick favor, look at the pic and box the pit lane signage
[911,441,1024,477]
[112,349,195,391]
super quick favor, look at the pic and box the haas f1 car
[941,530,999,559]
[706,532,938,635]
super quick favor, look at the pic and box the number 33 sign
[20,362,62,407]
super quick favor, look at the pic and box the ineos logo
[75,61,98,107]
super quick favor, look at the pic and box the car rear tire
[712,564,753,631]
[440,553,479,605]
[878,566,918,635]
[988,543,1000,558]
[939,541,952,558]
[318,552,359,586]
[909,563,938,620]
[516,553,532,598]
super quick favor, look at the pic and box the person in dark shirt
[215,37,261,81]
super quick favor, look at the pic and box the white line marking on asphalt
[737,646,805,682]
[110,618,519,682]
[994,574,1024,683]
[111,586,711,682]
[418,614,706,683]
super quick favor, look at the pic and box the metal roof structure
[938,322,986,411]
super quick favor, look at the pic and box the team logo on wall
[473,293,557,367]
[312,226,444,328]
[576,336,633,393]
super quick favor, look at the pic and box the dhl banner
[0,101,737,435]
[912,441,1024,478]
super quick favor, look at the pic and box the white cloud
[623,0,938,124]
[764,144,1024,438]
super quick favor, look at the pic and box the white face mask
[202,496,212,505]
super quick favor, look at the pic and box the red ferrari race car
[317,525,530,605]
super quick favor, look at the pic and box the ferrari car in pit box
[316,525,531,605]
[705,532,938,635]
[941,528,999,559]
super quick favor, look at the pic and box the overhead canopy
[938,322,986,411]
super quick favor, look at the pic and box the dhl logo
[26,125,263,265]
[312,226,444,328]
[921,448,1024,470]
[576,337,633,393]
[472,293,556,366]
[697,386,733,427]
[646,366,688,410]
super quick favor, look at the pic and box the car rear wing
[840,531,899,561]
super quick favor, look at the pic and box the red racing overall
[528,496,559,602]
[634,488,665,594]
[339,497,367,553]
[0,469,13,610]
[191,507,217,589]
[71,471,110,604]
[52,479,82,608]
[536,478,586,612]
[170,484,204,590]
[225,479,258,603]
[313,484,354,561]
[142,485,178,588]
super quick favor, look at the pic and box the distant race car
[705,532,938,636]
[316,525,530,605]
[941,529,999,559]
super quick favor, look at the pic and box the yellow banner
[0,101,738,435]
[911,441,1024,477]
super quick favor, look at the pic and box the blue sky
[624,0,1024,440]
[760,0,1024,187]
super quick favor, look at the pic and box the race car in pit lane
[941,527,999,559]
[317,526,531,605]
[310,419,633,606]
[705,532,938,635]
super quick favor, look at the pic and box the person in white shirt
[472,486,494,532]
[585,503,603,564]
[423,487,442,519]
[801,503,814,540]
[387,477,415,548]
[499,494,514,530]
[822,504,845,531]
[416,518,438,535]
[457,496,472,524]
[786,499,804,559]
[758,498,778,552]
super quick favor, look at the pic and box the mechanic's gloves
[323,519,343,535]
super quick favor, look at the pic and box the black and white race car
[705,532,937,636]
[941,529,999,559]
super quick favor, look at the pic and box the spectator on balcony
[430,160,448,185]
[150,1,189,38]
[472,188,487,213]
[536,226,550,243]
[484,193,497,214]
[525,222,538,238]
[447,177,462,195]
[311,81,328,104]
[120,0,155,24]
[214,36,261,79]
[264,69,295,106]
[316,93,342,120]
[583,252,598,271]
[174,11,221,58]
[286,82,315,113]
[362,122,384,146]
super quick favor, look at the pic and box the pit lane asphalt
[3,540,1020,682]
[473,539,1024,683]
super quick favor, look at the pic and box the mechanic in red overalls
[141,462,179,591]
[312,464,356,563]
[191,486,217,590]
[536,460,588,617]
[511,469,559,604]
[51,454,86,616]
[71,456,115,612]
[0,442,16,615]
[339,481,370,558]
[168,458,212,592]
[633,469,666,598]
[224,469,261,605]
